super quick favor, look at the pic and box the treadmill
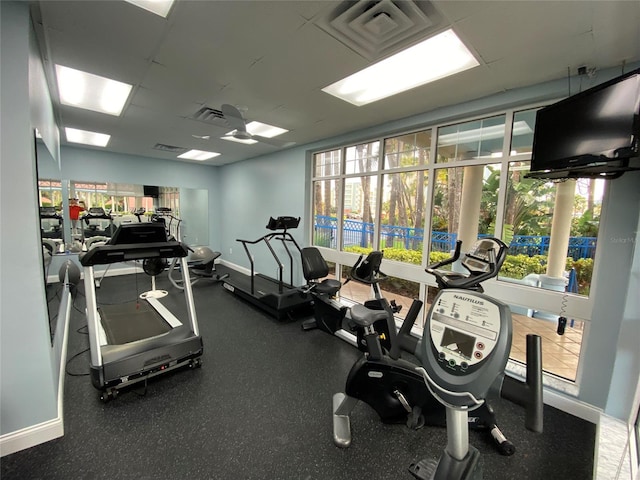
[82,207,116,238]
[39,206,64,254]
[80,222,203,402]
[39,206,63,239]
[222,216,312,320]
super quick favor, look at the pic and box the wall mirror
[38,179,209,250]
[35,134,60,344]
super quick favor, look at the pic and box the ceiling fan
[221,104,295,148]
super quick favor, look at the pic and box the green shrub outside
[569,257,593,295]
[313,233,333,248]
[342,245,593,295]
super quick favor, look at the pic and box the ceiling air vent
[315,0,443,61]
[190,106,229,128]
[153,143,188,154]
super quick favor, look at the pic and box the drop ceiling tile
[40,0,167,60]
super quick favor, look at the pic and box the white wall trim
[218,259,252,277]
[0,417,63,457]
[544,388,602,424]
[0,286,72,457]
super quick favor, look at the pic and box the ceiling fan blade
[253,135,295,148]
[221,104,247,132]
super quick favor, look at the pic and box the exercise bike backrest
[426,237,508,292]
[301,247,342,296]
[348,251,385,285]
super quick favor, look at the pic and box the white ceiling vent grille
[315,0,443,61]
[190,106,229,128]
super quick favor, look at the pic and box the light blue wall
[218,148,310,284]
[1,1,58,436]
[179,187,209,247]
[38,145,222,250]
[595,175,640,419]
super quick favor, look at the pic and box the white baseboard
[0,285,72,457]
[544,388,602,424]
[0,417,63,457]
[218,259,252,277]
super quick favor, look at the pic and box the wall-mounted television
[527,68,640,180]
[143,185,160,198]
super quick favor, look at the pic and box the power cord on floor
[131,376,149,397]
[65,347,90,377]
[47,283,62,303]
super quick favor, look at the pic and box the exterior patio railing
[313,215,596,260]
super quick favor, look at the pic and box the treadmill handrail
[236,231,303,295]
[80,241,189,266]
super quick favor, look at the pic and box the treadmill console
[420,289,512,408]
[40,206,61,218]
[110,223,168,244]
[266,216,300,230]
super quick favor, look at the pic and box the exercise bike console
[420,289,511,409]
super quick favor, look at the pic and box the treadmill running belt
[99,300,172,345]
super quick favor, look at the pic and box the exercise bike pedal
[406,406,425,430]
[489,424,516,456]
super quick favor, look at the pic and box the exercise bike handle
[342,255,362,285]
[425,240,462,271]
[426,238,508,291]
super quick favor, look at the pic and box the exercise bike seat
[350,304,389,328]
[315,279,342,296]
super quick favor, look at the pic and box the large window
[310,107,604,383]
[343,141,380,251]
[381,171,428,257]
[384,130,431,168]
[502,163,603,295]
[437,115,506,162]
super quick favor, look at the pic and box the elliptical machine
[168,246,229,289]
[332,239,543,457]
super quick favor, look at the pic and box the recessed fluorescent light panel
[55,65,133,116]
[245,121,288,138]
[177,150,220,161]
[65,128,110,147]
[222,121,288,144]
[322,29,479,106]
[124,0,175,17]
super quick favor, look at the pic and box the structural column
[534,179,577,321]
[545,179,576,278]
[457,165,484,248]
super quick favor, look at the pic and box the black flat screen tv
[143,185,160,198]
[527,68,640,179]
